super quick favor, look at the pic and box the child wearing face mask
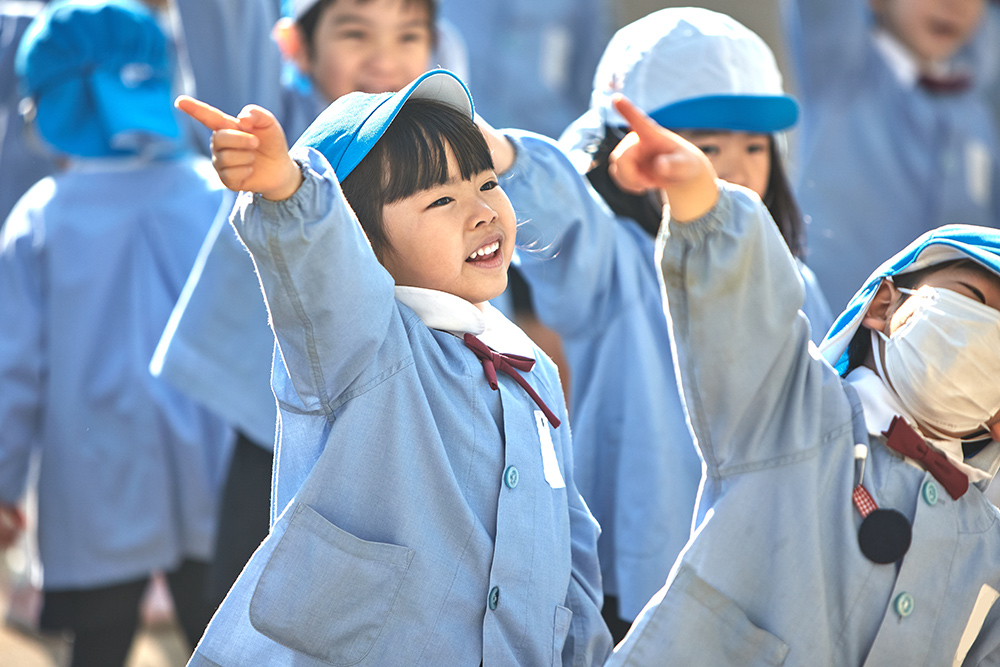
[476,8,831,640]
[782,0,1000,313]
[174,69,612,666]
[600,94,1000,666]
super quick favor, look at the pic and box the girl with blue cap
[477,7,831,639]
[0,1,232,665]
[600,92,1000,665]
[174,68,612,666]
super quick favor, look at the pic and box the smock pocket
[249,503,414,665]
[618,565,788,666]
[552,604,573,666]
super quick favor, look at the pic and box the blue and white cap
[293,68,472,181]
[819,225,1000,374]
[562,7,797,160]
[16,0,180,158]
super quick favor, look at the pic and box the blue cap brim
[293,69,473,182]
[819,224,1000,373]
[649,94,799,134]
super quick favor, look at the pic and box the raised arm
[611,97,835,469]
[780,0,871,100]
[177,97,397,413]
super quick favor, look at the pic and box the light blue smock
[187,148,611,667]
[783,0,1000,313]
[439,0,608,139]
[500,130,832,621]
[0,1,57,227]
[607,183,1000,666]
[0,155,233,590]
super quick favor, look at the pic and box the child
[152,0,457,609]
[0,1,232,664]
[175,69,612,665]
[783,0,999,312]
[601,95,1000,665]
[479,7,831,640]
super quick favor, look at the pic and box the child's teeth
[469,242,499,259]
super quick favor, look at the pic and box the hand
[475,115,516,175]
[608,95,720,223]
[175,96,303,201]
[0,504,25,550]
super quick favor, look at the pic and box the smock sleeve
[659,182,841,472]
[500,130,627,335]
[781,0,871,100]
[0,205,45,504]
[229,147,397,415]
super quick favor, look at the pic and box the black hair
[841,258,999,374]
[298,0,438,59]
[584,125,807,259]
[339,97,494,261]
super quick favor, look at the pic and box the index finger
[611,94,665,140]
[175,95,240,132]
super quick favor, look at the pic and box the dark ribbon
[917,73,972,95]
[463,333,561,428]
[883,416,968,499]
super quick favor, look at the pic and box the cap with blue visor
[16,0,180,158]
[819,224,1000,375]
[562,7,797,160]
[292,68,472,182]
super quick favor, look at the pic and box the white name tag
[536,410,565,489]
[953,584,1000,666]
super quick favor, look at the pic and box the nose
[471,197,498,228]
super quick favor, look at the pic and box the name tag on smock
[536,411,565,489]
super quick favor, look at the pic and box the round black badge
[858,509,912,564]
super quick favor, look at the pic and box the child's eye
[427,196,453,208]
[696,145,719,156]
[336,29,369,41]
[400,30,429,44]
[480,180,498,191]
[747,143,768,154]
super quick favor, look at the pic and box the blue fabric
[16,0,180,158]
[0,154,232,589]
[187,148,612,666]
[502,131,832,622]
[649,93,799,135]
[293,69,472,181]
[820,224,1000,373]
[783,0,1000,312]
[439,0,609,139]
[0,2,56,227]
[607,185,1000,666]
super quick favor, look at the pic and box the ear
[861,279,896,333]
[272,18,311,72]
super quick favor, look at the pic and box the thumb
[236,105,289,155]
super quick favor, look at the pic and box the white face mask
[871,284,1000,440]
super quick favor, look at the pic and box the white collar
[394,285,536,360]
[846,366,990,484]
[872,28,921,88]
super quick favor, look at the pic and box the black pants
[41,559,213,667]
[208,431,273,607]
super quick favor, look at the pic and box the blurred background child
[783,0,999,311]
[0,1,232,665]
[482,7,831,641]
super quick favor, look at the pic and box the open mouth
[466,240,502,264]
[927,18,960,40]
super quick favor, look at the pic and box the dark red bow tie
[883,416,968,499]
[463,333,561,428]
[918,72,972,95]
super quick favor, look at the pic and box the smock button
[894,592,914,618]
[504,466,519,489]
[488,586,500,611]
[922,480,938,506]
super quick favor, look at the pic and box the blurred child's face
[302,0,433,102]
[676,131,771,200]
[380,146,516,307]
[870,0,984,65]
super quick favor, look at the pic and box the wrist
[261,157,304,202]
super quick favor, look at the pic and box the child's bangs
[379,99,494,204]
